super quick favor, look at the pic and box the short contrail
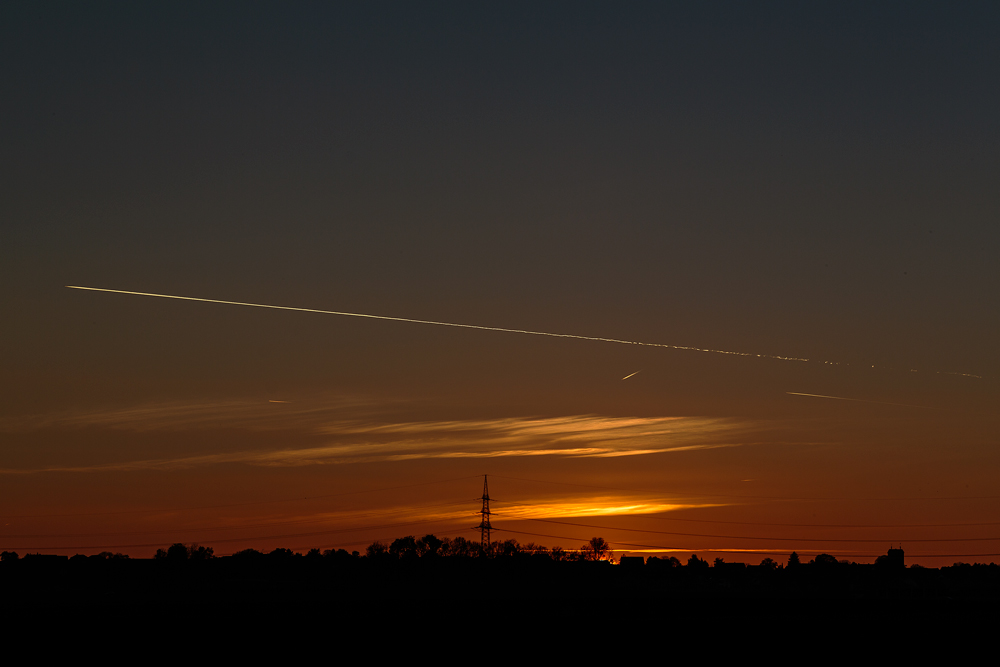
[786,392,931,409]
[621,371,641,380]
[67,285,811,363]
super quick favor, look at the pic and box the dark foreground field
[5,553,1000,608]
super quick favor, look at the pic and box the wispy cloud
[0,398,754,473]
[271,495,709,530]
[0,396,383,433]
[493,497,719,519]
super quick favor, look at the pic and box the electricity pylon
[477,474,492,551]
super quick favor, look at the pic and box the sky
[2,3,999,564]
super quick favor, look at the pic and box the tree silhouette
[812,553,839,567]
[389,536,418,559]
[365,541,388,559]
[416,534,444,557]
[444,537,479,558]
[188,545,213,560]
[688,554,709,569]
[231,548,263,559]
[580,537,613,561]
[493,539,521,558]
[522,543,550,557]
[166,543,188,561]
[788,552,801,567]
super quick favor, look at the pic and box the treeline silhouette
[3,536,1000,606]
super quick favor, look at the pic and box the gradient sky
[2,3,999,564]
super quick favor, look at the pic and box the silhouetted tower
[478,474,493,550]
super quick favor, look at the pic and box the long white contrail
[65,286,986,379]
[67,285,813,363]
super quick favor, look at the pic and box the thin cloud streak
[0,405,753,473]
[0,438,747,474]
[495,498,720,519]
[304,496,709,526]
[0,396,381,433]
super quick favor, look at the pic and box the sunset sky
[2,3,999,565]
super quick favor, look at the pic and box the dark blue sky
[2,3,998,559]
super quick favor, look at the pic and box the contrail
[786,392,931,409]
[64,287,983,379]
[621,371,641,380]
[66,285,811,363]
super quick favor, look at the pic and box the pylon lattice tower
[477,474,492,551]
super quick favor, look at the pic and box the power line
[492,527,1000,560]
[487,475,1000,502]
[0,475,482,520]
[622,515,1000,529]
[523,517,1000,543]
[0,499,476,539]
[0,516,469,552]
[489,474,634,492]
